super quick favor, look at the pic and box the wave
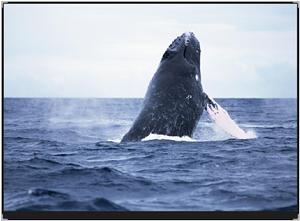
[11,157,82,170]
[28,188,70,199]
[18,189,128,211]
[92,197,128,211]
[59,166,125,176]
[4,136,36,142]
[56,166,157,188]
[240,123,296,129]
[4,136,66,146]
[18,157,63,166]
[5,128,98,143]
[37,140,65,146]
[51,151,78,156]
[86,155,150,162]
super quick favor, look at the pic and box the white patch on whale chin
[195,75,199,81]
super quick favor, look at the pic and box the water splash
[108,139,121,143]
[206,97,257,140]
[142,133,196,142]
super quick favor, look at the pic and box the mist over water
[4,98,297,211]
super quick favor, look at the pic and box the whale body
[121,32,214,142]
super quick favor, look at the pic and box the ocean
[3,98,297,211]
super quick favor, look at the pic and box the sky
[4,3,298,98]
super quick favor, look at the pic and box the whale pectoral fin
[203,93,256,139]
[203,93,217,110]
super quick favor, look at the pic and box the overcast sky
[4,3,297,98]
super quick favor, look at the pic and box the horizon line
[3,97,297,99]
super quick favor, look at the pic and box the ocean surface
[3,98,298,211]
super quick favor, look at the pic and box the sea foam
[142,133,196,142]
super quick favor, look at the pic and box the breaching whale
[121,32,216,142]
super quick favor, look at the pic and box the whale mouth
[183,44,193,65]
[183,46,187,59]
[183,32,191,59]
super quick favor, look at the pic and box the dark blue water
[4,98,297,211]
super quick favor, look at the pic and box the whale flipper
[205,95,256,139]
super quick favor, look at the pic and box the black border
[1,1,298,3]
[2,1,299,220]
[2,211,299,220]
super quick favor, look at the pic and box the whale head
[160,32,201,70]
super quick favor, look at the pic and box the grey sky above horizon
[4,4,298,98]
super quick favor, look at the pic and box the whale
[121,32,215,142]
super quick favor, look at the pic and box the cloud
[4,4,297,98]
